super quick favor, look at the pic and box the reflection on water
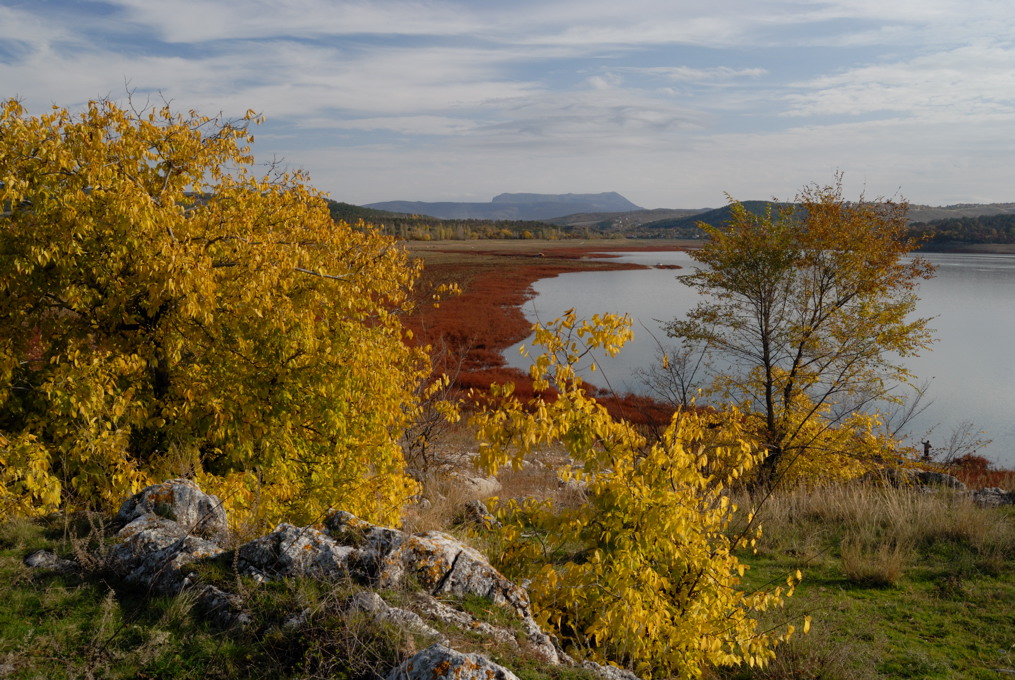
[506,250,1015,467]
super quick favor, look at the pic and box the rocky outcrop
[861,466,1015,506]
[913,470,966,490]
[971,486,1015,508]
[386,644,519,680]
[237,522,358,580]
[110,484,226,593]
[348,591,448,643]
[460,499,501,529]
[28,479,582,678]
[117,477,227,540]
[581,660,643,680]
[863,466,966,490]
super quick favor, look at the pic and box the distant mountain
[364,192,642,221]
[325,200,404,223]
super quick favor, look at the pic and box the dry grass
[840,536,910,587]
[402,438,580,537]
[738,482,1015,583]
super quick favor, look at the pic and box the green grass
[0,516,248,679]
[3,486,1012,679]
[712,487,1015,679]
[0,515,598,680]
[0,516,411,679]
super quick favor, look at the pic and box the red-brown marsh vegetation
[404,239,690,426]
[404,239,1015,482]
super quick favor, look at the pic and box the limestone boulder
[414,596,519,649]
[23,549,77,573]
[914,470,966,490]
[971,486,1015,507]
[325,510,407,573]
[374,528,561,663]
[460,499,501,529]
[111,515,223,591]
[348,591,447,643]
[581,661,642,680]
[453,473,502,499]
[386,644,519,680]
[378,530,528,611]
[117,478,227,540]
[236,522,360,580]
[193,583,251,628]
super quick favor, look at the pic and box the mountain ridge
[365,192,643,221]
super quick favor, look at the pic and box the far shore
[408,236,1015,256]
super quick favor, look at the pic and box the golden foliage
[472,311,800,678]
[668,178,935,485]
[0,98,427,527]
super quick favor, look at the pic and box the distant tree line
[909,213,1015,245]
[326,200,586,240]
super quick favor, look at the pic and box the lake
[505,250,1015,468]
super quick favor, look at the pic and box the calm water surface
[506,251,1015,467]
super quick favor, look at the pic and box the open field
[714,485,1015,680]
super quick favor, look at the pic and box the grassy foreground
[715,485,1015,680]
[0,511,587,680]
[1,474,1012,679]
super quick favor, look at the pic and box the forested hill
[909,213,1015,245]
[628,201,1015,244]
[626,201,783,238]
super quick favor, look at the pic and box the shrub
[0,98,427,528]
[472,311,804,679]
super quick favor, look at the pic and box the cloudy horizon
[3,0,1014,209]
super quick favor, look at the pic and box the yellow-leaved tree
[0,98,427,527]
[666,178,935,487]
[472,311,804,679]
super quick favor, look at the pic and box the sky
[3,0,1015,209]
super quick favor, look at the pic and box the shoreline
[405,238,1015,475]
[405,239,686,424]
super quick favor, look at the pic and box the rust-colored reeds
[404,242,683,427]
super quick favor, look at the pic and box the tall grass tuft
[737,482,1015,579]
[840,536,909,587]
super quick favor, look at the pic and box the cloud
[106,0,483,43]
[297,107,1015,208]
[785,41,1015,117]
[4,0,1015,209]
[623,66,769,83]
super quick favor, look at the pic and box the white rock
[386,644,518,680]
[117,478,227,540]
[236,522,360,579]
[348,591,446,643]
